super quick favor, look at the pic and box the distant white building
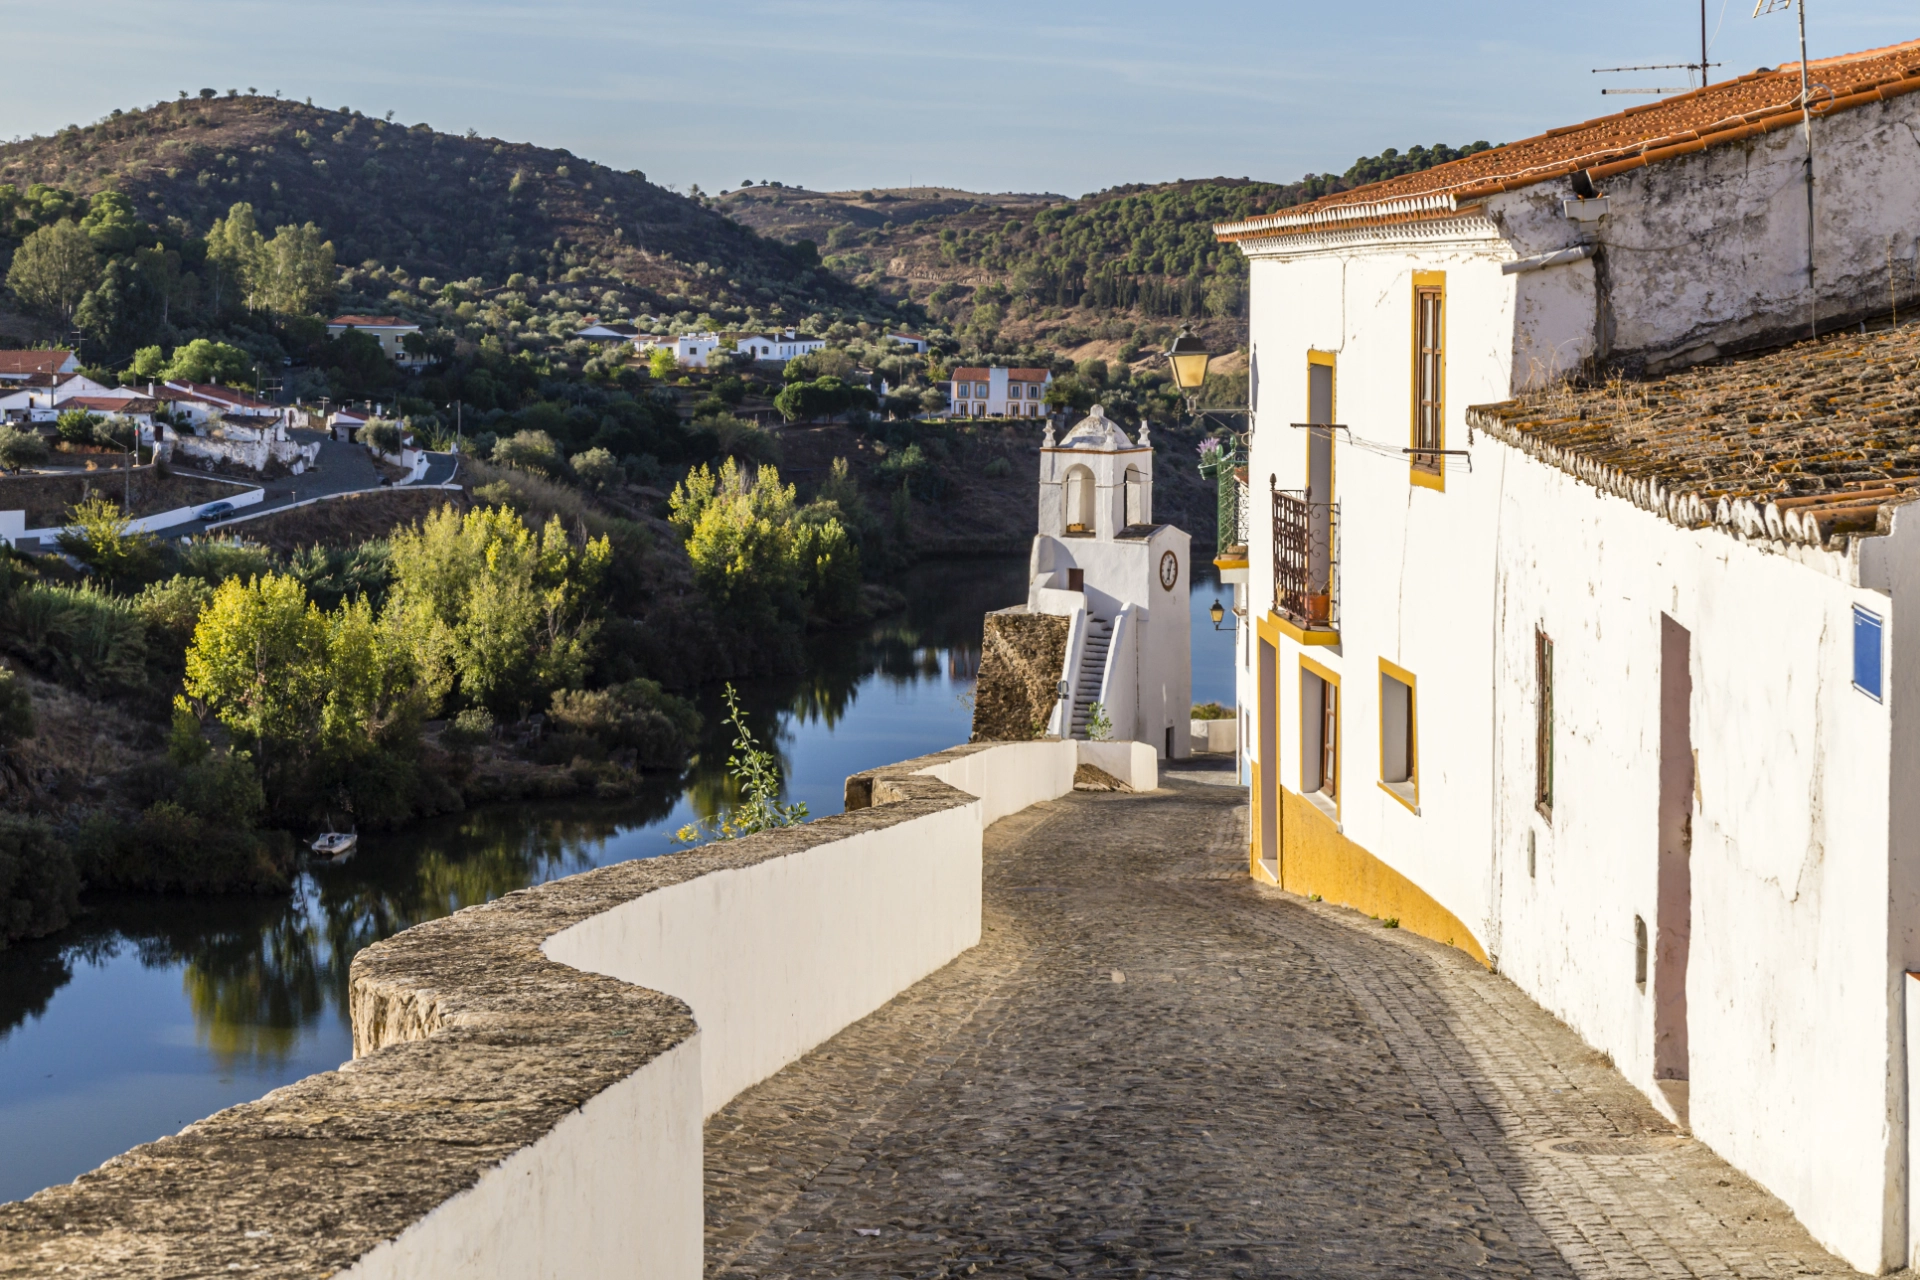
[327,315,427,369]
[884,331,930,354]
[637,332,727,368]
[0,349,79,384]
[733,330,826,363]
[576,320,639,342]
[949,366,1051,418]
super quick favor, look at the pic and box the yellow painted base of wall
[1251,789,1489,967]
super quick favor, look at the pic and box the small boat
[310,830,358,862]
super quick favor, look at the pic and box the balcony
[1272,488,1338,643]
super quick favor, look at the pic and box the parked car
[197,501,236,520]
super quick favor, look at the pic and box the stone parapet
[970,607,1069,742]
[0,740,1075,1279]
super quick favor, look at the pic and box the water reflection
[0,557,1036,1201]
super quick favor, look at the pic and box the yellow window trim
[1377,657,1420,815]
[1409,271,1446,494]
[1299,654,1341,821]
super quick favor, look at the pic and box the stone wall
[970,607,1068,742]
[0,740,1080,1280]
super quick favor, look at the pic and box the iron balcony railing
[1273,488,1338,634]
[1233,471,1250,548]
[1198,443,1247,553]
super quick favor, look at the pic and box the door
[1258,634,1278,879]
[1655,615,1693,1089]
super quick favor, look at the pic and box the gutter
[1501,245,1596,276]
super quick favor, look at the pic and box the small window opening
[1634,915,1649,989]
[1300,666,1338,807]
[1379,666,1415,808]
[1527,829,1536,879]
[1854,605,1884,701]
[1535,628,1554,817]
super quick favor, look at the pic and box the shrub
[983,455,1012,477]
[569,446,623,492]
[175,536,273,586]
[440,706,494,748]
[0,666,34,746]
[133,574,214,666]
[0,815,79,948]
[689,411,780,465]
[55,408,100,445]
[490,428,565,476]
[0,583,148,693]
[0,423,50,472]
[546,679,700,769]
[647,346,677,379]
[361,418,404,455]
[56,494,161,585]
[674,685,804,843]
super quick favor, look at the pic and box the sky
[2,1,1914,198]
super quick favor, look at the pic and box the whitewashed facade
[949,366,1051,418]
[1221,43,1920,1273]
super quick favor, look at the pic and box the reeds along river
[0,556,1239,1203]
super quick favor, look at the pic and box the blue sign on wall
[1854,606,1884,702]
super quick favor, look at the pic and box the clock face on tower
[1159,550,1179,592]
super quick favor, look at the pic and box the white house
[0,349,79,383]
[884,331,930,354]
[0,374,131,420]
[157,382,292,435]
[949,366,1051,418]
[731,329,826,363]
[637,331,727,368]
[327,315,427,369]
[1217,38,1920,1274]
[576,320,639,342]
[1020,405,1191,757]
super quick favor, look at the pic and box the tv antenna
[1592,0,1721,94]
[1752,0,1817,339]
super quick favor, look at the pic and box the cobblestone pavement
[705,771,1862,1279]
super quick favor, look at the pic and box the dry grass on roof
[1468,319,1920,506]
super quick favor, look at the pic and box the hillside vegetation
[717,142,1494,353]
[0,91,899,349]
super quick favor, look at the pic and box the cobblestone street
[704,768,1862,1279]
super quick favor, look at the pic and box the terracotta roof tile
[328,315,413,328]
[1466,317,1920,547]
[1218,38,1920,244]
[0,349,75,377]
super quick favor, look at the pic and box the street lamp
[1165,325,1212,416]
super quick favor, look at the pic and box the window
[1379,659,1417,811]
[975,381,989,398]
[1535,628,1554,817]
[1299,657,1340,815]
[1411,271,1445,489]
[1634,915,1649,989]
[1854,605,1884,701]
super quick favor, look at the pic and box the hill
[0,92,902,346]
[713,143,1495,357]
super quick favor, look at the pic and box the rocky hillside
[0,93,894,325]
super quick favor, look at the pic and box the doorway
[1655,614,1693,1098]
[1257,633,1278,879]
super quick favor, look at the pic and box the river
[0,557,1241,1203]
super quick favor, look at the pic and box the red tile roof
[0,349,75,377]
[1217,38,1920,244]
[162,381,279,412]
[952,367,1051,382]
[328,315,413,328]
[64,396,162,414]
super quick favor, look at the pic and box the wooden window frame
[1410,271,1446,493]
[1299,654,1341,820]
[1378,658,1419,814]
[1535,627,1554,819]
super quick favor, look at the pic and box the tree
[204,202,263,315]
[6,220,100,323]
[54,409,100,445]
[161,338,252,386]
[56,494,159,585]
[360,419,404,455]
[570,447,622,491]
[182,572,332,766]
[647,346,677,379]
[256,222,336,315]
[78,190,141,256]
[490,429,563,475]
[0,424,49,472]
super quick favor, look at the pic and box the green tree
[181,572,332,765]
[490,429,563,475]
[647,345,677,379]
[57,494,159,587]
[360,419,404,455]
[570,446,622,491]
[204,202,263,315]
[385,504,611,716]
[161,338,253,386]
[78,190,141,255]
[6,220,100,323]
[54,409,100,445]
[0,424,49,472]
[256,222,336,315]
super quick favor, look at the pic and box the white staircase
[1069,616,1113,739]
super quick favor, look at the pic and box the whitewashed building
[949,366,1051,418]
[1023,405,1191,757]
[1217,39,1920,1273]
[0,349,79,383]
[637,332,728,368]
[732,330,825,363]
